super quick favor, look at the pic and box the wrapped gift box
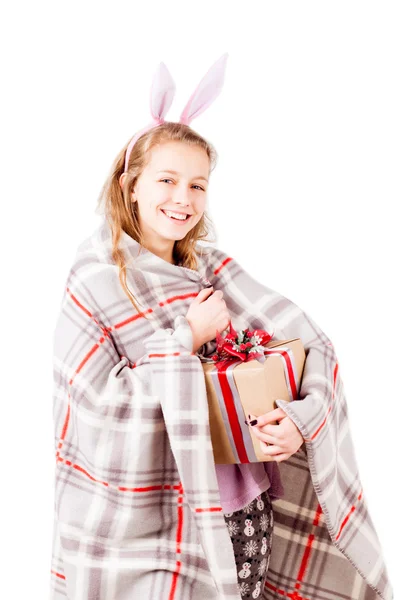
[201,338,306,464]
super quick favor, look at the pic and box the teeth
[163,210,189,220]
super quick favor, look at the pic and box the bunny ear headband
[123,52,229,174]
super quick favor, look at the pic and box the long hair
[96,121,218,317]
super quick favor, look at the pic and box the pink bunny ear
[123,61,176,173]
[123,55,228,174]
[150,61,176,120]
[179,53,229,126]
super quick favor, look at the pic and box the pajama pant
[223,489,274,598]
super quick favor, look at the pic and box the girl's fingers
[271,453,291,463]
[259,441,284,455]
[260,441,274,458]
[260,441,290,462]
[248,409,285,428]
[249,424,282,447]
[246,415,282,437]
[195,287,214,302]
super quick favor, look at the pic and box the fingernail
[250,419,258,426]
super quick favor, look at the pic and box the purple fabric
[215,461,284,513]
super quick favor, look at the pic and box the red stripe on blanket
[265,504,322,599]
[335,489,363,540]
[51,569,66,580]
[58,288,195,473]
[264,580,311,599]
[148,352,194,358]
[57,402,70,452]
[67,287,93,318]
[114,308,154,328]
[308,359,339,441]
[59,456,110,486]
[176,487,184,554]
[132,351,195,367]
[71,342,101,383]
[333,362,339,397]
[310,406,332,441]
[213,256,232,276]
[68,285,205,339]
[60,339,107,456]
[195,507,223,513]
[68,285,200,338]
[293,505,323,594]
[168,483,185,600]
[160,292,198,306]
[114,293,198,329]
[119,484,182,492]
[55,393,73,460]
[57,454,184,493]
[68,288,112,339]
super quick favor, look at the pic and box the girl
[50,55,393,600]
[117,135,297,596]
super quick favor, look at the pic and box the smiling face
[129,141,209,262]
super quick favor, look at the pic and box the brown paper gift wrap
[201,338,306,464]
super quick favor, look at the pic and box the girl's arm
[50,273,195,598]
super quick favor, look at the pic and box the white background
[1,1,398,597]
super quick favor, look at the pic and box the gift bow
[207,321,300,463]
[211,321,274,370]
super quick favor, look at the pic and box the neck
[142,239,176,265]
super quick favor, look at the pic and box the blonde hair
[96,121,218,317]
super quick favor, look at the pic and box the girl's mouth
[161,209,192,225]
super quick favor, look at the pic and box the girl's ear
[119,172,126,190]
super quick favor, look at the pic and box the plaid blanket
[50,217,393,600]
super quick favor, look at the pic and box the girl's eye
[160,179,205,191]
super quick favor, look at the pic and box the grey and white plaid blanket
[50,216,393,599]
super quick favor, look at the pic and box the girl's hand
[185,287,230,353]
[247,408,304,462]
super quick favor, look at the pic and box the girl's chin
[160,230,191,241]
